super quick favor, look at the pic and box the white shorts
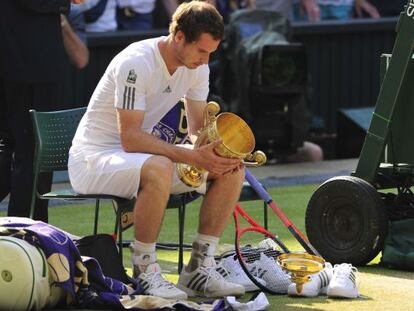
[68,144,207,199]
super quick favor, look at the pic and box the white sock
[186,233,219,272]
[130,240,157,273]
[195,233,219,256]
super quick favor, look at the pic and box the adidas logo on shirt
[122,86,136,109]
[163,85,172,93]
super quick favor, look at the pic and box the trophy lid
[277,252,325,294]
[278,253,325,273]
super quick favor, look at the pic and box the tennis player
[69,0,245,299]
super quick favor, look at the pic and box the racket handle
[245,170,271,203]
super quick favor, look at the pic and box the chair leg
[178,196,186,274]
[112,200,124,261]
[114,201,124,260]
[118,212,123,262]
[93,199,100,235]
[263,201,268,230]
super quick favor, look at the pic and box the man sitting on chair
[68,1,245,300]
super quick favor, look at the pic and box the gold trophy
[177,101,267,188]
[277,253,325,294]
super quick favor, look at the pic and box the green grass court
[1,184,413,310]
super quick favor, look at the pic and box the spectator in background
[84,0,117,32]
[353,0,380,18]
[293,0,380,21]
[66,3,90,42]
[255,0,320,21]
[61,11,90,69]
[117,0,178,30]
[0,0,81,222]
[254,0,379,22]
[366,0,405,17]
[207,0,255,23]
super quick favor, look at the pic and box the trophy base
[176,163,204,188]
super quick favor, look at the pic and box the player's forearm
[120,129,197,165]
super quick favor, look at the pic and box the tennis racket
[245,169,320,256]
[233,203,293,295]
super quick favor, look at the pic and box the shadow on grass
[361,263,414,281]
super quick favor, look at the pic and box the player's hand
[194,140,242,175]
[71,0,84,4]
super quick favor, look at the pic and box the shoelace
[199,265,226,294]
[146,272,176,289]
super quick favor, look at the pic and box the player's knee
[214,166,245,186]
[141,156,174,189]
[233,166,245,184]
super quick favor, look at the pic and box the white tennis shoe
[248,253,292,294]
[178,257,245,298]
[327,263,359,298]
[136,263,188,300]
[216,255,266,292]
[288,262,333,297]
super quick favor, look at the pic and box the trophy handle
[194,101,221,148]
[194,130,209,148]
[243,150,267,167]
[203,101,221,127]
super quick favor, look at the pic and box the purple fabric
[152,100,191,144]
[0,218,226,310]
[0,220,138,307]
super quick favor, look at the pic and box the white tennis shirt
[72,36,210,150]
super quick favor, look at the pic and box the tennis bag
[74,233,130,284]
[381,218,414,270]
[0,236,60,311]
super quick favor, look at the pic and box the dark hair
[169,1,224,43]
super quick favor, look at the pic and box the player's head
[169,1,224,44]
[169,1,224,69]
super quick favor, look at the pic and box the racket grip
[245,169,271,203]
